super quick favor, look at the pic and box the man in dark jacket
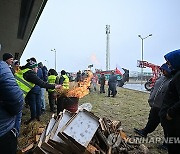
[16,59,61,124]
[76,70,82,82]
[26,64,44,123]
[134,63,172,150]
[2,52,15,74]
[159,49,180,154]
[38,62,48,82]
[0,61,24,154]
[108,71,117,97]
[38,62,47,112]
[99,73,106,93]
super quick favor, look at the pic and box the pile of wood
[90,119,141,154]
[22,109,148,154]
[17,121,45,154]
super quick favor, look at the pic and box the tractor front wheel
[144,81,152,91]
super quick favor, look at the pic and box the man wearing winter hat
[0,60,24,154]
[160,49,180,154]
[2,53,14,74]
[15,58,61,125]
[134,63,172,150]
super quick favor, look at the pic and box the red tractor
[137,60,161,91]
[95,68,129,87]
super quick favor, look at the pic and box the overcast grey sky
[21,0,180,73]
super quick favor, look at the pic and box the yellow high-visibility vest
[62,75,69,89]
[48,75,57,92]
[15,68,35,97]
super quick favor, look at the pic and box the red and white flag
[115,65,125,75]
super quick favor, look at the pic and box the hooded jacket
[160,49,180,119]
[0,61,24,137]
[108,74,117,86]
[148,76,171,108]
[164,49,180,70]
[148,63,172,108]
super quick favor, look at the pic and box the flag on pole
[115,64,125,75]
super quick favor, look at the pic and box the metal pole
[108,25,110,70]
[106,25,110,70]
[51,49,56,71]
[141,39,144,85]
[138,34,152,85]
[55,49,56,71]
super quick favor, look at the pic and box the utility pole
[106,25,110,70]
[138,34,152,85]
[51,49,56,71]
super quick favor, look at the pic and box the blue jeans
[14,111,22,136]
[108,84,117,96]
[92,83,97,91]
[41,88,46,110]
[28,93,41,119]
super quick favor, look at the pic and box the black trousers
[0,130,17,154]
[166,117,180,154]
[57,96,65,115]
[144,107,167,138]
[100,84,105,93]
[48,92,56,112]
[143,107,160,134]
[108,85,116,96]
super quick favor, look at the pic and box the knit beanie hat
[29,61,38,69]
[29,57,37,63]
[3,53,13,61]
[61,70,66,75]
[13,60,19,66]
[38,62,43,68]
[160,63,171,74]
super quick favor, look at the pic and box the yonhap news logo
[107,133,180,148]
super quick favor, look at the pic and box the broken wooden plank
[20,143,34,153]
[35,135,41,143]
[33,146,49,154]
[41,142,63,154]
[50,110,72,143]
[84,144,100,154]
[38,127,45,135]
[60,109,99,152]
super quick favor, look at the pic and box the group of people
[134,49,180,154]
[0,53,70,153]
[90,71,117,97]
[76,71,117,97]
[1,49,180,154]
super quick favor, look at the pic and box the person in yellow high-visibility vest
[13,60,20,73]
[15,58,61,125]
[57,70,69,114]
[48,69,59,112]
